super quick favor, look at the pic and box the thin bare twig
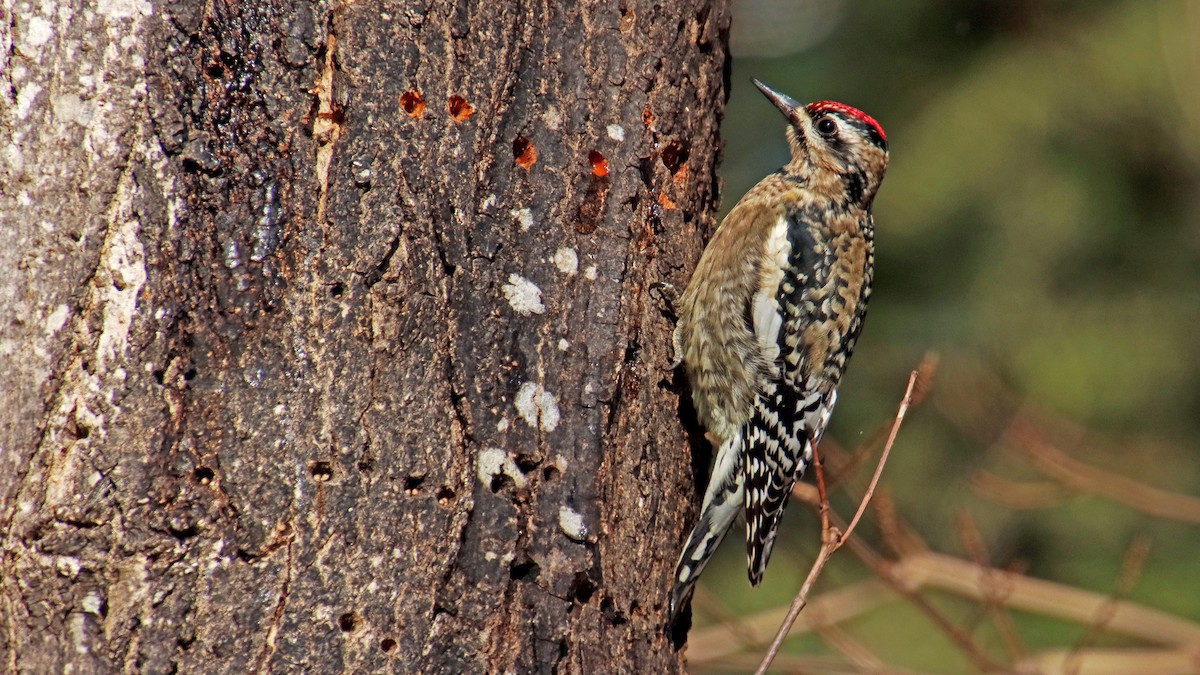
[954,510,1027,662]
[968,469,1073,509]
[691,586,761,650]
[846,536,1007,673]
[871,487,927,558]
[753,370,919,675]
[813,423,833,540]
[1063,536,1152,674]
[816,619,889,672]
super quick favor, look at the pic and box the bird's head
[754,79,889,206]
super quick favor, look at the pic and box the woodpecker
[668,80,888,622]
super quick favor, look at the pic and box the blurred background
[692,1,1200,671]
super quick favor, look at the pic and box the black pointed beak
[753,79,803,122]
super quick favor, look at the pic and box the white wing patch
[752,217,792,364]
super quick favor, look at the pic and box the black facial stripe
[823,134,849,154]
[842,116,887,150]
[841,171,865,204]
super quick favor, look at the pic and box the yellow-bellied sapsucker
[668,80,889,621]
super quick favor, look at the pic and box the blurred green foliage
[695,0,1200,669]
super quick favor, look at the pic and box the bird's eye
[816,117,838,136]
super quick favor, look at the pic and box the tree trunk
[1,0,728,671]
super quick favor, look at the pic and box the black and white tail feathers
[743,382,828,584]
[669,385,832,624]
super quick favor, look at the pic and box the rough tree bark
[1,0,729,672]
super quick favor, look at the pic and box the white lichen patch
[44,304,70,335]
[476,446,528,489]
[583,265,598,281]
[557,338,570,351]
[485,550,516,565]
[515,382,560,432]
[480,194,497,211]
[558,505,589,542]
[511,208,534,231]
[52,93,88,125]
[502,274,544,316]
[606,124,626,142]
[552,247,578,275]
[68,613,90,655]
[16,83,43,120]
[82,591,104,615]
[97,0,153,20]
[56,556,82,578]
[544,106,564,130]
[4,144,23,173]
[24,16,54,49]
[95,216,146,372]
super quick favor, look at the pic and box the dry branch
[1014,647,1200,675]
[893,553,1200,646]
[968,470,1073,509]
[954,510,1026,662]
[689,551,1200,667]
[687,578,894,664]
[1064,536,1153,670]
[1006,421,1200,524]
